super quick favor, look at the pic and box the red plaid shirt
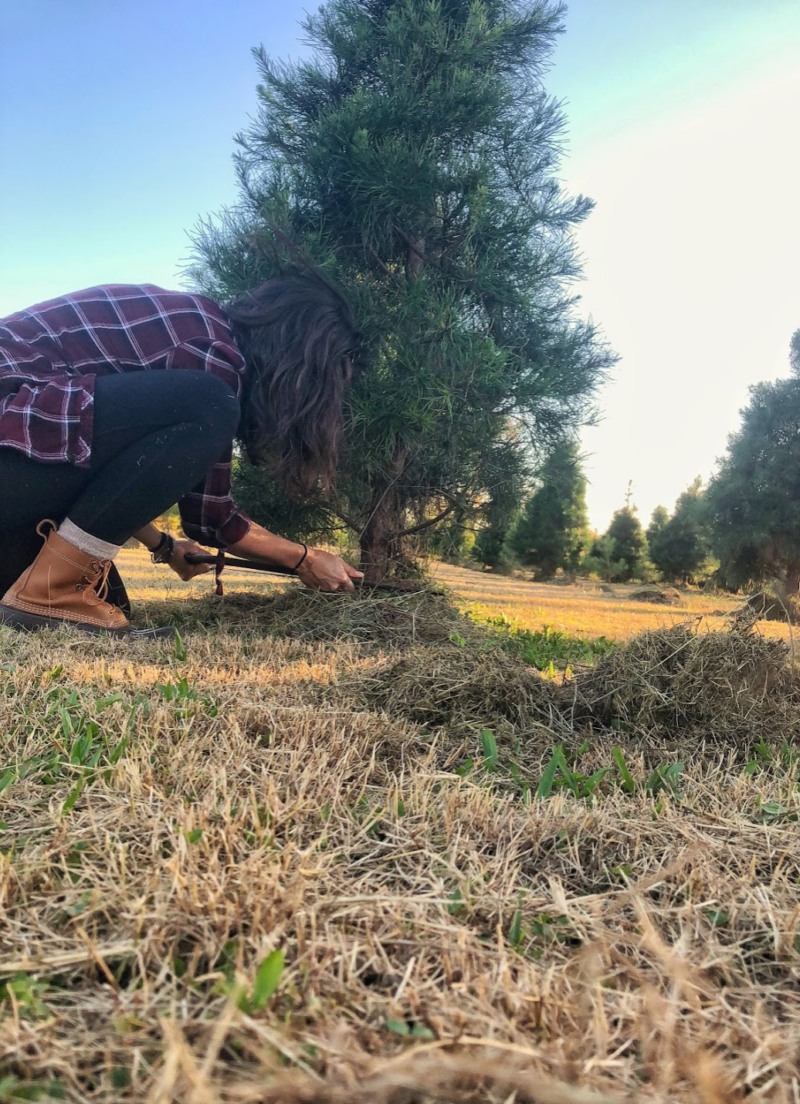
[0,284,252,548]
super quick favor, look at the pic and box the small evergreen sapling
[648,478,714,585]
[585,484,648,583]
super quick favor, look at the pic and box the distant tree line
[470,329,800,596]
[472,461,714,586]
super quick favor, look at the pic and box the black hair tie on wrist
[151,532,175,564]
[293,543,309,571]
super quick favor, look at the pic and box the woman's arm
[132,524,212,580]
[133,523,163,552]
[228,521,363,592]
[134,520,363,592]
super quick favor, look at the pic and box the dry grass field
[434,563,796,648]
[2,550,800,1102]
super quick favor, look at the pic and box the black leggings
[0,370,240,545]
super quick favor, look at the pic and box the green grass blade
[552,745,577,796]
[249,949,285,1011]
[480,728,498,770]
[508,908,523,946]
[62,777,86,814]
[612,747,636,794]
[536,751,559,799]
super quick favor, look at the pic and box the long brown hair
[225,277,356,498]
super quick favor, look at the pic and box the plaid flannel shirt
[0,284,252,548]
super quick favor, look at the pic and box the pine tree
[590,483,646,583]
[582,533,628,584]
[190,0,614,579]
[706,330,800,594]
[508,440,589,576]
[646,506,669,549]
[648,478,714,584]
[473,504,517,570]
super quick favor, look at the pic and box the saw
[183,553,440,594]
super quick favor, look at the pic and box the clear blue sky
[1,0,799,529]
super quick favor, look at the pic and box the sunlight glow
[565,61,800,529]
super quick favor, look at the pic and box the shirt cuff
[218,510,251,548]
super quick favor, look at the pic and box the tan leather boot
[0,524,130,635]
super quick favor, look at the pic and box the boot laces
[77,560,112,606]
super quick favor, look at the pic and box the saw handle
[181,553,434,594]
[184,552,295,577]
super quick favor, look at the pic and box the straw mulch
[1,585,800,1102]
[569,618,800,753]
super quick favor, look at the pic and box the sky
[1,0,799,530]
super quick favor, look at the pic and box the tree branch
[393,503,454,540]
[333,509,364,533]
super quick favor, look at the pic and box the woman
[0,279,363,636]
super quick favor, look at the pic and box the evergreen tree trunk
[359,441,408,582]
[781,566,800,600]
[356,223,423,581]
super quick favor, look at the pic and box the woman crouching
[0,278,362,636]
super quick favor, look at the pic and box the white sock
[58,518,121,561]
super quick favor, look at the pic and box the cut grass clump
[571,620,800,754]
[351,644,565,746]
[137,586,471,649]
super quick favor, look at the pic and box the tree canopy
[646,506,669,549]
[190,0,614,578]
[706,330,800,594]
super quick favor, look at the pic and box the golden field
[1,549,800,1103]
[117,549,796,645]
[118,551,741,637]
[434,562,796,646]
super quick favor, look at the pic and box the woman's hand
[168,539,213,581]
[227,522,364,592]
[296,549,364,592]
